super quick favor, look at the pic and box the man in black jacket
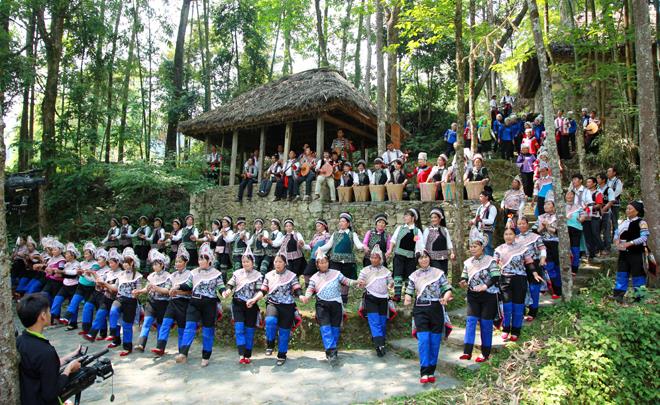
[16,293,81,405]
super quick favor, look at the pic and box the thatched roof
[179,68,377,138]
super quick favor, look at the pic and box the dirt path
[35,322,460,405]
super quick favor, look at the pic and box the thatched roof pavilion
[179,68,407,185]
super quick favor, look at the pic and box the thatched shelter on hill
[179,68,408,185]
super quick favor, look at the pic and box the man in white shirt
[606,166,623,241]
[382,143,404,167]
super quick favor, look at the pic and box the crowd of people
[11,93,651,390]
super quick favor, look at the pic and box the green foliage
[43,160,211,242]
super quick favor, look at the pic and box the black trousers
[393,255,417,280]
[287,257,307,276]
[430,259,448,272]
[232,298,259,327]
[186,297,218,328]
[500,141,514,160]
[163,298,190,329]
[500,275,527,304]
[238,178,256,200]
[144,299,169,324]
[521,171,534,197]
[467,291,497,319]
[329,261,357,279]
[316,299,342,327]
[42,278,63,301]
[559,136,571,159]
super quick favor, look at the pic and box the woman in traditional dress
[260,219,284,275]
[501,177,527,228]
[151,245,192,356]
[83,248,122,342]
[515,217,547,322]
[565,190,586,276]
[537,201,561,299]
[317,212,364,304]
[222,246,263,364]
[301,251,357,365]
[361,214,390,268]
[611,201,649,303]
[357,245,394,357]
[246,253,303,366]
[176,243,225,367]
[423,207,455,272]
[51,243,81,325]
[495,228,543,341]
[278,218,307,277]
[134,249,171,352]
[62,242,98,331]
[386,208,424,302]
[403,250,453,384]
[459,232,499,362]
[303,219,331,286]
[107,247,143,356]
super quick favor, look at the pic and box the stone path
[37,321,460,405]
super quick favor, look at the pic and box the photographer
[16,293,82,405]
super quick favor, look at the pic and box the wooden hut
[179,68,407,185]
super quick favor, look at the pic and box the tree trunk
[375,0,386,155]
[632,0,660,259]
[269,5,283,80]
[0,7,20,399]
[282,23,292,75]
[528,0,573,300]
[468,0,477,153]
[453,0,466,284]
[118,18,137,163]
[354,0,364,88]
[364,4,372,97]
[135,4,148,161]
[201,0,211,110]
[165,0,192,160]
[102,3,123,162]
[147,10,153,161]
[339,0,353,73]
[386,3,399,125]
[18,12,36,171]
[315,0,329,67]
[90,0,107,158]
[35,3,68,181]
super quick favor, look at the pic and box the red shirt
[412,166,432,187]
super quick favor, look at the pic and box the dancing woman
[222,246,263,364]
[134,249,172,352]
[423,207,455,272]
[403,250,453,384]
[83,248,122,342]
[62,242,98,331]
[459,233,499,362]
[386,208,424,301]
[361,214,390,268]
[246,254,303,366]
[515,217,547,322]
[107,247,143,356]
[152,245,192,356]
[301,252,357,364]
[317,212,364,304]
[176,243,225,367]
[495,228,543,341]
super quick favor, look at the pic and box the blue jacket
[444,129,457,144]
[501,125,515,141]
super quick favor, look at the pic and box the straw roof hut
[179,68,407,185]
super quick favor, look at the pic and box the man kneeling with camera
[17,293,82,405]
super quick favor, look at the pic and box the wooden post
[258,127,266,183]
[316,117,325,157]
[219,135,225,186]
[364,147,369,161]
[283,122,293,158]
[205,135,210,154]
[229,131,238,186]
[38,185,47,238]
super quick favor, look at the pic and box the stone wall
[190,183,481,254]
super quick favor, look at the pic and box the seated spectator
[355,160,371,186]
[258,154,280,197]
[236,157,258,203]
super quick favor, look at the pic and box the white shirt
[317,229,364,253]
[339,171,359,187]
[607,177,623,201]
[422,227,454,249]
[382,149,403,165]
[369,168,391,184]
[389,224,425,254]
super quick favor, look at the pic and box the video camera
[60,347,114,405]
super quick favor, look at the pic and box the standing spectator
[500,90,515,118]
[331,129,353,161]
[521,128,540,155]
[585,177,603,258]
[444,123,458,157]
[499,117,515,161]
[477,117,494,158]
[382,142,404,167]
[596,173,615,256]
[493,114,504,153]
[554,109,570,160]
[584,110,601,153]
[489,95,498,128]
[606,166,623,240]
[510,115,523,154]
[567,111,577,153]
[207,145,221,181]
[533,115,544,142]
[276,144,285,161]
[516,144,536,197]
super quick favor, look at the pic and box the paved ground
[35,322,460,405]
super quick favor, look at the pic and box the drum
[386,183,405,201]
[420,182,437,201]
[465,181,485,200]
[369,185,386,202]
[337,186,354,203]
[353,185,370,202]
[441,182,457,201]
